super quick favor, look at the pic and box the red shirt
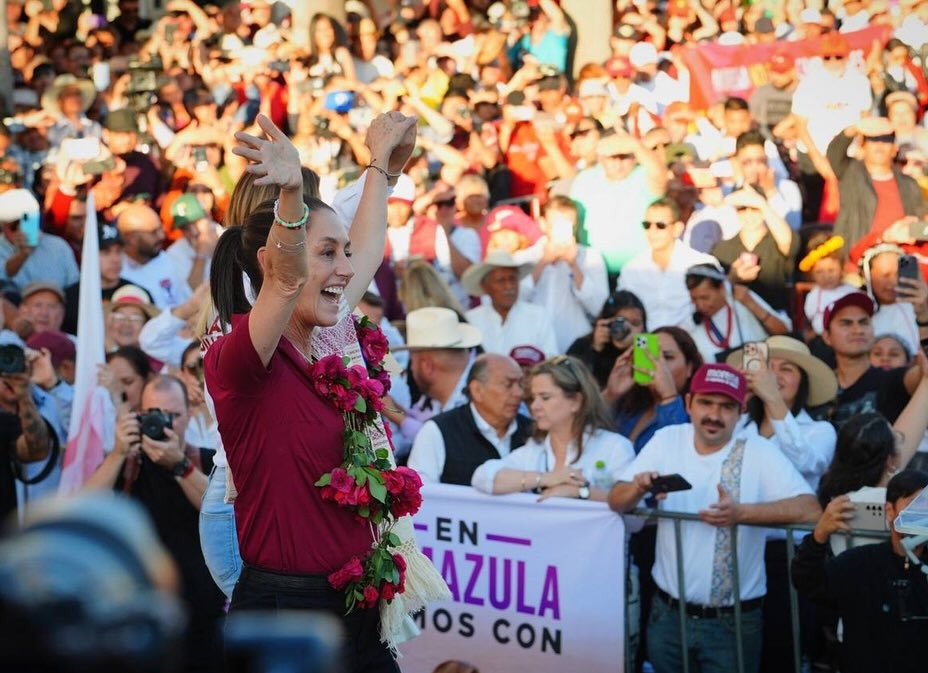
[504,122,568,201]
[204,313,373,574]
[849,175,906,263]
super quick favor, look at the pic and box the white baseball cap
[629,42,659,69]
[0,189,39,224]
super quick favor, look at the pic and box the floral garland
[312,315,423,612]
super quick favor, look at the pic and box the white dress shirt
[465,299,559,356]
[408,404,521,484]
[618,241,720,329]
[520,243,609,352]
[471,428,635,494]
[686,289,789,363]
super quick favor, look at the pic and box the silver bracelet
[269,229,305,253]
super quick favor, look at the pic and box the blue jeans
[647,591,763,673]
[199,465,242,598]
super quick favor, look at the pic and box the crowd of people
[1,0,928,672]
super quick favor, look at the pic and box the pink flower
[361,330,389,366]
[361,584,380,608]
[347,364,368,387]
[375,368,392,395]
[331,385,359,412]
[359,378,385,411]
[327,555,365,590]
[329,468,353,493]
[383,469,405,496]
[380,582,396,601]
[389,467,423,518]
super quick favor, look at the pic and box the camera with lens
[0,345,25,375]
[313,115,337,139]
[126,57,161,112]
[609,317,631,342]
[137,409,172,441]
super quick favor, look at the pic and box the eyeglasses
[642,220,671,230]
[434,199,456,208]
[823,54,845,61]
[604,153,635,161]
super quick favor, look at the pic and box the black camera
[609,317,631,342]
[0,345,26,375]
[313,115,336,139]
[137,409,172,441]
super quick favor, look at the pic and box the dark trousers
[229,565,400,673]
[761,539,797,673]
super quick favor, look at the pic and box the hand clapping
[231,114,303,192]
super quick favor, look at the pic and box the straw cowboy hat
[460,249,533,297]
[725,335,837,407]
[41,75,97,116]
[109,284,160,319]
[395,307,482,351]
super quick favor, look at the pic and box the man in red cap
[611,362,820,673]
[748,52,797,141]
[791,32,871,221]
[819,291,924,426]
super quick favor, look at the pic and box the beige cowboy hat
[41,75,97,116]
[725,335,837,407]
[394,307,482,351]
[108,284,160,320]
[460,249,533,297]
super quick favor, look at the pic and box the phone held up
[742,341,769,373]
[633,333,660,385]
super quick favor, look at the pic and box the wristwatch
[577,484,591,500]
[172,456,193,479]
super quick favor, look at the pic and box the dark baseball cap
[823,291,875,330]
[99,223,123,249]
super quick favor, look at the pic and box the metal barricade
[626,507,890,673]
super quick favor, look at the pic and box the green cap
[104,109,139,133]
[170,193,207,228]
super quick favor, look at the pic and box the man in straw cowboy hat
[388,306,482,446]
[463,249,557,358]
[41,74,100,149]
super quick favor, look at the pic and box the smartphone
[649,473,693,495]
[738,251,759,268]
[82,155,116,176]
[633,333,660,385]
[742,341,769,373]
[898,254,920,283]
[164,23,178,43]
[61,137,102,162]
[20,208,40,247]
[92,61,111,92]
[509,105,536,123]
[549,216,574,245]
[907,219,928,242]
[849,500,886,532]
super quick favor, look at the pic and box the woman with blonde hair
[471,355,635,501]
[399,260,467,317]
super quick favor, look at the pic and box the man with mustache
[610,363,820,673]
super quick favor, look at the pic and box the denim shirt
[615,396,690,454]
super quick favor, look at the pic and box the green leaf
[369,478,387,503]
[354,396,367,413]
[358,505,370,517]
[387,532,401,547]
[391,566,400,584]
[375,448,389,460]
[315,473,332,487]
[343,356,352,366]
[357,471,368,486]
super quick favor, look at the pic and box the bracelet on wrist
[366,162,401,180]
[273,199,309,229]
[534,472,542,490]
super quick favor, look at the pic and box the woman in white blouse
[471,355,635,501]
[728,335,838,491]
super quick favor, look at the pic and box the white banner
[399,484,625,673]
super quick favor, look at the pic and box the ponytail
[210,226,250,328]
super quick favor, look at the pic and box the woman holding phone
[470,355,634,501]
[602,326,702,453]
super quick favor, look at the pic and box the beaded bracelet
[273,199,310,229]
[366,163,401,180]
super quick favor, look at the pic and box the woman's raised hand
[365,111,418,168]
[232,114,303,192]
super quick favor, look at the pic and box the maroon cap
[26,330,75,367]
[689,363,746,406]
[823,291,875,331]
[509,345,545,367]
[770,53,793,74]
[604,56,633,79]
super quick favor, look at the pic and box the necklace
[704,304,733,349]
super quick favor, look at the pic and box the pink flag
[59,192,107,495]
